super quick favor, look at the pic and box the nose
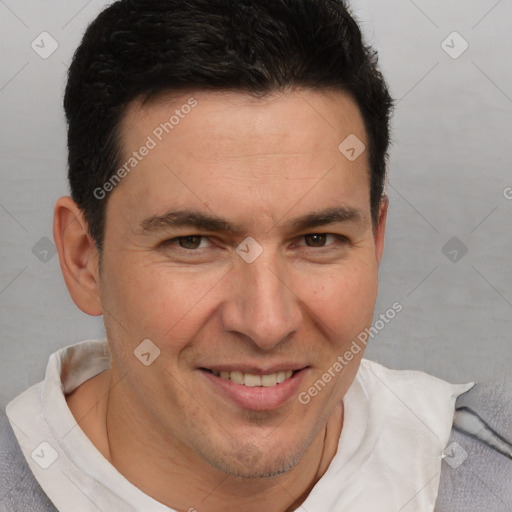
[220,253,303,351]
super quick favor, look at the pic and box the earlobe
[375,195,388,264]
[53,196,103,316]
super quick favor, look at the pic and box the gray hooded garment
[1,381,511,512]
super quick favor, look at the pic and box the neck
[67,367,343,512]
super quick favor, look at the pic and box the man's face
[97,89,385,477]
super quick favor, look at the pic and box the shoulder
[0,412,58,512]
[358,358,474,411]
[359,358,471,392]
[436,381,512,510]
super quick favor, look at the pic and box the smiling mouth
[201,369,299,387]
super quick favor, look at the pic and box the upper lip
[200,364,309,375]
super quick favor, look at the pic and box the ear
[53,196,102,316]
[374,195,388,265]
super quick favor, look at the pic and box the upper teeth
[212,370,293,387]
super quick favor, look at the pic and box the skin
[55,88,388,512]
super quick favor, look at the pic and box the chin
[215,454,301,479]
[200,435,312,479]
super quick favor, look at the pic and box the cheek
[100,243,378,357]
[295,261,378,411]
[296,258,378,340]
[101,254,227,348]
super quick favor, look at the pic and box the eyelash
[161,233,350,252]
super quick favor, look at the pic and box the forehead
[109,89,371,231]
[121,88,367,156]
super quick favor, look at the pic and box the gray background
[1,0,511,411]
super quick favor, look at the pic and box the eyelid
[160,235,213,250]
[294,233,350,247]
[160,232,350,252]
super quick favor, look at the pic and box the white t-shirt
[6,339,473,512]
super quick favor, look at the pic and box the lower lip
[200,369,307,411]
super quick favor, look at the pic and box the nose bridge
[221,251,302,349]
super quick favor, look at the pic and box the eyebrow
[139,206,363,235]
[290,206,362,231]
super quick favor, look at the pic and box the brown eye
[177,236,203,249]
[304,234,328,247]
